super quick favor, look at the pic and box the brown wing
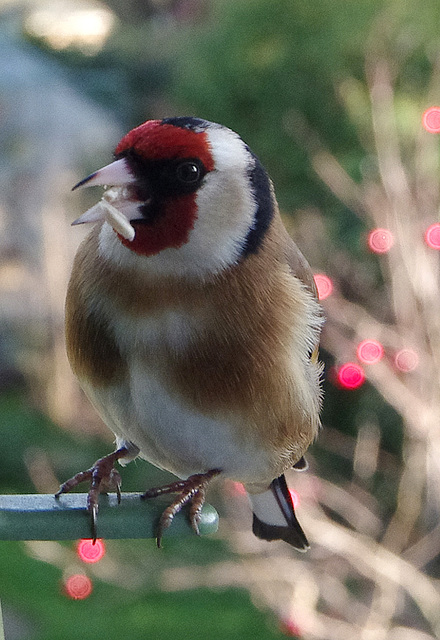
[283,234,318,299]
[283,233,321,363]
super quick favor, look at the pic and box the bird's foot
[55,447,129,540]
[141,469,221,547]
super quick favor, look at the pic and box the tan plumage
[59,117,323,548]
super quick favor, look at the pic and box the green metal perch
[0,493,219,541]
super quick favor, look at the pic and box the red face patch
[115,120,215,171]
[119,194,197,257]
[114,120,214,257]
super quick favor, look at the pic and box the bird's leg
[141,469,221,547]
[55,446,129,540]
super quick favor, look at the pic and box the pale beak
[71,158,138,242]
[72,158,135,191]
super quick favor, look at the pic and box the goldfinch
[57,117,323,549]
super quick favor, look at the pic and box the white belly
[81,356,271,484]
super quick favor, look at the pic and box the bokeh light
[63,574,93,600]
[424,223,440,249]
[394,349,419,372]
[25,6,115,54]
[336,363,365,389]
[422,107,440,134]
[367,228,394,254]
[356,339,384,364]
[280,617,302,637]
[313,273,333,300]
[229,481,247,496]
[77,538,106,564]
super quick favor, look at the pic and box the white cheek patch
[188,126,257,268]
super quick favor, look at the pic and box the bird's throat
[119,194,197,256]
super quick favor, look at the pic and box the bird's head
[73,117,274,278]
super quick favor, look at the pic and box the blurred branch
[301,505,440,638]
[284,109,368,219]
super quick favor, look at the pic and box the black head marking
[241,149,275,257]
[161,116,211,132]
[115,151,208,225]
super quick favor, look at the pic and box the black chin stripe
[241,150,274,257]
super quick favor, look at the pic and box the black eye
[176,161,201,184]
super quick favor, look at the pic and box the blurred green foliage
[2,540,283,640]
[170,0,376,198]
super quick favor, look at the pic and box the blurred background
[1,0,440,638]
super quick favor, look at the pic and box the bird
[57,116,323,549]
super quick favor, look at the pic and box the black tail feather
[251,474,310,552]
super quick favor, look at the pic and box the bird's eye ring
[176,161,201,184]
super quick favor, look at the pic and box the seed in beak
[100,199,135,241]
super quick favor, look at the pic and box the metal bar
[0,494,218,541]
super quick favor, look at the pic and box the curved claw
[55,469,93,498]
[55,447,129,540]
[115,473,122,504]
[188,486,207,536]
[90,503,99,543]
[142,469,221,547]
